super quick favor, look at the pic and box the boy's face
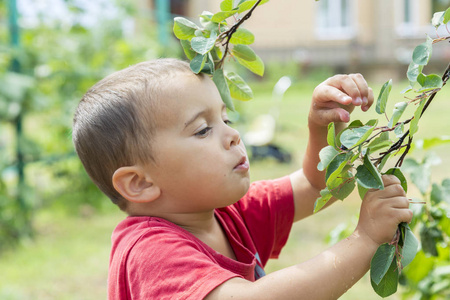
[145,73,250,213]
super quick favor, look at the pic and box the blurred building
[146,0,450,81]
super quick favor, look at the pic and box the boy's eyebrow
[184,109,209,129]
[184,104,226,129]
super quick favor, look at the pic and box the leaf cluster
[173,0,267,110]
[315,7,450,298]
[400,150,450,299]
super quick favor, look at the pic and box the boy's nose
[225,126,241,149]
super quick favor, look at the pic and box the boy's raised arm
[290,74,374,221]
[206,175,412,300]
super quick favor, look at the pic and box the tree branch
[216,0,263,69]
[374,63,450,167]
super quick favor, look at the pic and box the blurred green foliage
[0,0,160,249]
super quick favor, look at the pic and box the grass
[1,77,449,299]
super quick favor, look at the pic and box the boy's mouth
[234,156,250,171]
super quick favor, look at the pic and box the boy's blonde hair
[72,58,192,211]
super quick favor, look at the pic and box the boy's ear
[112,166,160,203]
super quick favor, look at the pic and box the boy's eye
[195,127,212,137]
[224,120,233,125]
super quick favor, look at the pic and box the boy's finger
[362,87,374,112]
[349,73,369,100]
[349,73,372,109]
[313,107,350,124]
[395,207,413,224]
[390,196,410,209]
[329,75,362,105]
[380,184,406,198]
[314,85,353,106]
[381,174,401,186]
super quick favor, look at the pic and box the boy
[72,58,412,299]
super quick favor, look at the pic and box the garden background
[1,0,449,299]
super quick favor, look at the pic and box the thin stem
[216,0,263,69]
[373,63,450,167]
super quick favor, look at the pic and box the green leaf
[191,31,217,55]
[419,224,441,256]
[400,223,419,268]
[180,40,197,60]
[229,27,255,45]
[327,122,336,148]
[368,132,390,152]
[366,119,378,127]
[387,101,407,129]
[356,154,384,190]
[370,243,396,285]
[326,153,357,192]
[212,68,235,111]
[173,17,199,40]
[225,71,253,101]
[237,0,269,13]
[200,53,215,75]
[235,54,265,76]
[190,54,207,74]
[416,73,443,92]
[383,168,407,193]
[231,44,256,61]
[412,36,433,66]
[340,122,377,149]
[431,183,443,205]
[325,153,348,182]
[402,158,430,195]
[409,99,426,137]
[402,250,435,284]
[444,7,450,24]
[212,46,224,60]
[220,0,233,11]
[420,136,450,150]
[376,79,392,114]
[314,188,333,213]
[211,10,237,23]
[406,62,423,84]
[199,11,214,26]
[400,85,413,94]
[378,152,391,172]
[371,257,399,297]
[317,146,340,171]
[328,171,355,200]
[357,182,369,199]
[348,120,364,128]
[394,123,404,138]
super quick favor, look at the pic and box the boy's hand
[309,74,374,127]
[356,175,413,246]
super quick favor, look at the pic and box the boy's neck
[136,208,237,260]
[128,203,216,235]
[171,210,217,235]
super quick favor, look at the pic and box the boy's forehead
[151,73,220,128]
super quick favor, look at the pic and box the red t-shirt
[108,176,294,300]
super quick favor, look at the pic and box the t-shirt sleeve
[235,175,295,266]
[125,228,240,300]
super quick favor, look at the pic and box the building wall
[150,0,448,79]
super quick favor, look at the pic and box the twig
[216,0,263,69]
[373,63,450,167]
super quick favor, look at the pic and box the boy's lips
[234,156,249,171]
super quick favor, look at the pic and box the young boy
[72,58,412,299]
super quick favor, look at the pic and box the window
[316,0,355,40]
[395,0,420,37]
